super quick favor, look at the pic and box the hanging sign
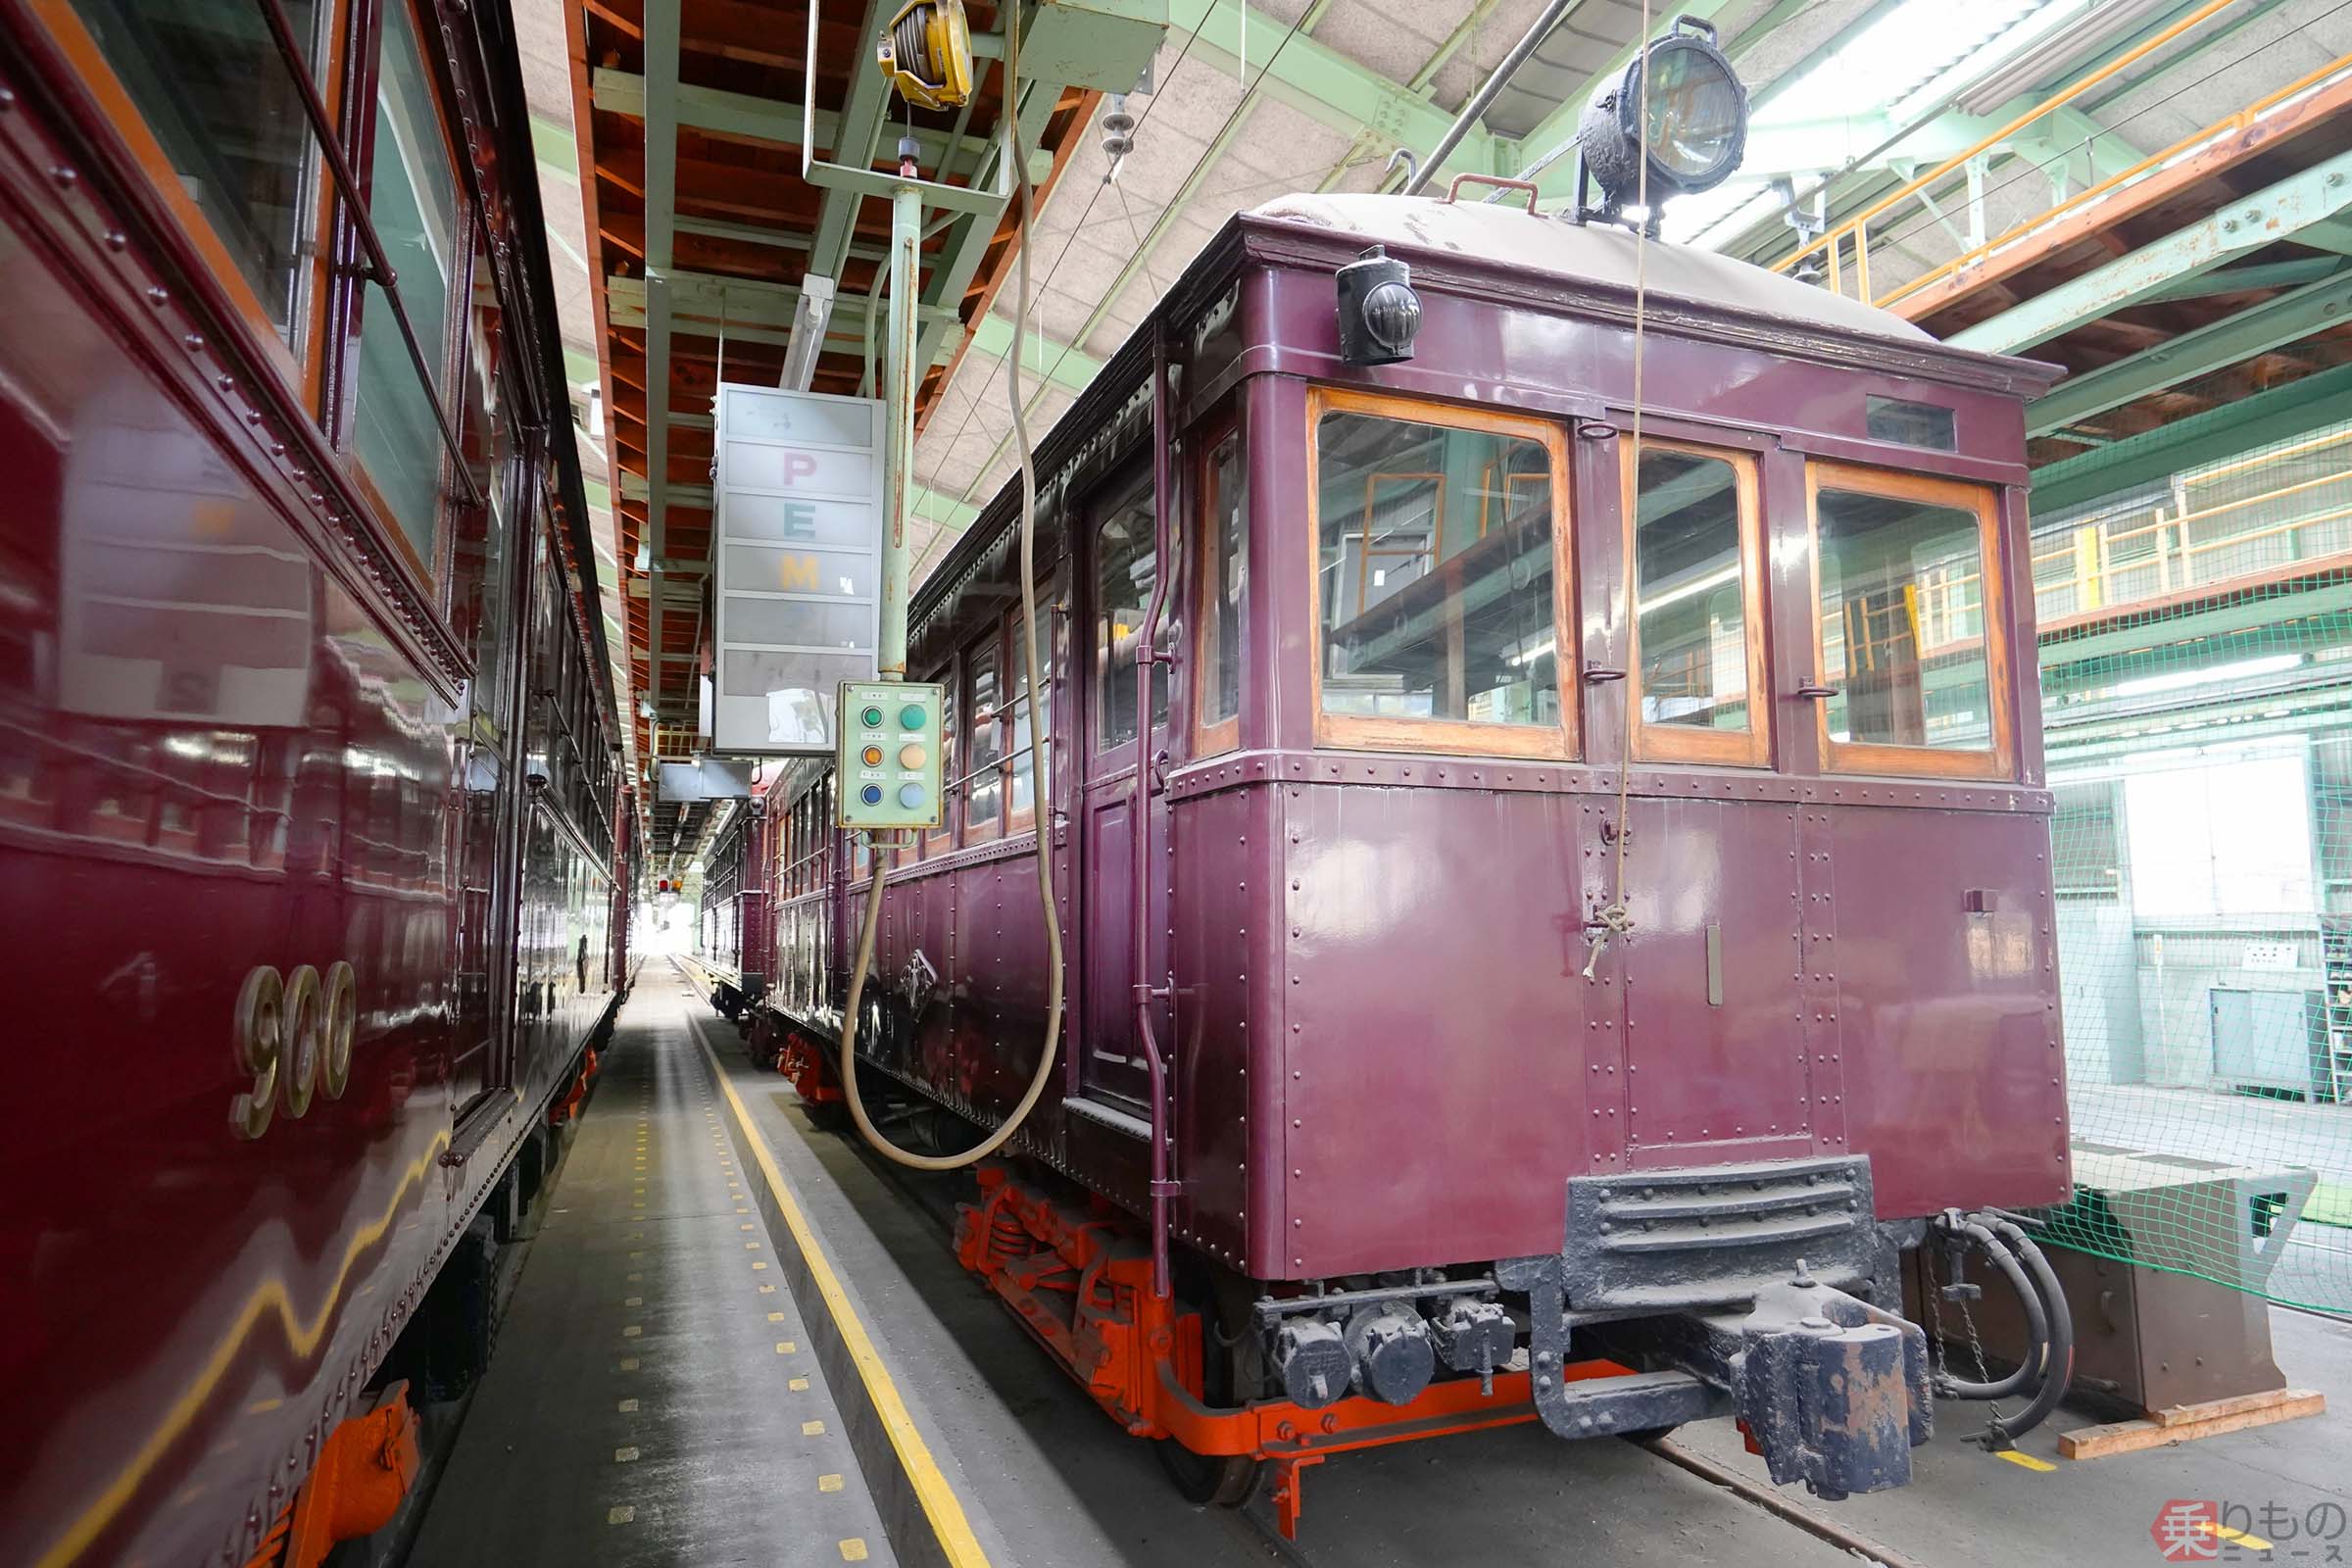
[710,385,886,754]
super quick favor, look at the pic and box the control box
[835,681,946,830]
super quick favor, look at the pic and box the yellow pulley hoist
[875,0,974,111]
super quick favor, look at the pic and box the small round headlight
[1361,279,1422,356]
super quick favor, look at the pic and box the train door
[1607,435,1817,1167]
[1076,465,1174,1110]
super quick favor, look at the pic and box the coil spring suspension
[988,1203,1032,1265]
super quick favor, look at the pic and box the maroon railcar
[0,0,629,1562]
[754,188,2073,1511]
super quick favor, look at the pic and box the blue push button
[859,783,884,806]
[897,783,925,808]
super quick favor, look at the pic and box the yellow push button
[898,743,927,768]
[859,745,884,767]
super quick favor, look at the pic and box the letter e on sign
[780,501,818,540]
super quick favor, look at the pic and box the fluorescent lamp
[780,275,837,393]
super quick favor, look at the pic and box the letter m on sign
[774,553,821,592]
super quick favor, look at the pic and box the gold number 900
[231,961,359,1140]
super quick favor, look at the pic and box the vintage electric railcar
[0,0,630,1562]
[715,185,2074,1522]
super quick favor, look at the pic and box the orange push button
[859,745,884,767]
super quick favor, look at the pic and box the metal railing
[1770,0,2352,314]
[2032,428,2352,623]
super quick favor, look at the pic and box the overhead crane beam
[2029,360,2352,515]
[1953,145,2352,355]
[2026,270,2352,436]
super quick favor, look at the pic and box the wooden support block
[2058,1390,2326,1461]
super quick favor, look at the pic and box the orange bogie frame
[778,1032,846,1106]
[955,1167,1639,1539]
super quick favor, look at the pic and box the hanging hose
[1927,1209,2077,1446]
[834,0,1064,1172]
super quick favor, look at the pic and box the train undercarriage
[750,1016,2072,1538]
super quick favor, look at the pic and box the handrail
[254,0,483,511]
[1873,48,2352,312]
[1769,0,2238,290]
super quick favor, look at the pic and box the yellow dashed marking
[624,1297,642,1307]
[618,1398,639,1413]
[615,1446,641,1463]
[790,1377,810,1392]
[818,1474,845,1494]
[741,1223,756,1232]
[777,1342,796,1354]
[626,1273,643,1283]
[746,1242,761,1251]
[621,1326,642,1339]
[1994,1450,2055,1473]
[768,1312,787,1323]
[619,1357,640,1372]
[608,1505,635,1525]
[753,1261,769,1271]
[803,1420,826,1436]
[840,1540,869,1562]
[760,1285,777,1295]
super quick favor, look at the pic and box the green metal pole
[881,176,921,680]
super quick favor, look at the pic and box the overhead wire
[906,1,1320,583]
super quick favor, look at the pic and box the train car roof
[1247,192,1935,346]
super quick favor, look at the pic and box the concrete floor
[416,979,2352,1566]
[689,992,2352,1568]
[411,985,897,1566]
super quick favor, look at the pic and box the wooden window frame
[1092,468,1171,760]
[1192,413,1245,759]
[918,654,959,859]
[1003,593,1056,837]
[957,626,1006,846]
[1622,438,1770,768]
[344,0,474,599]
[25,0,350,408]
[1305,385,1577,760]
[1805,460,2015,782]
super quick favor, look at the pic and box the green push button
[860,706,885,729]
[899,703,927,730]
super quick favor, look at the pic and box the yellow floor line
[2204,1522,2274,1550]
[690,1016,992,1568]
[1994,1450,2056,1473]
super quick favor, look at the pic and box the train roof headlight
[1574,17,1748,230]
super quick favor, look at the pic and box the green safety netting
[2027,412,2352,1318]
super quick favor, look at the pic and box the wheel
[1155,1439,1265,1507]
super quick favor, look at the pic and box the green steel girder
[2144,255,2345,304]
[2027,270,2352,436]
[806,0,898,282]
[608,270,958,333]
[591,69,996,171]
[1955,145,2352,355]
[968,310,1101,392]
[2029,360,2352,515]
[641,0,680,721]
[1163,0,1498,173]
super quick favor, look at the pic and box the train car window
[352,0,465,580]
[964,633,1004,838]
[1195,424,1246,756]
[1865,396,1958,452]
[1007,607,1055,824]
[1808,463,2012,779]
[1097,483,1172,752]
[1626,442,1767,766]
[59,0,336,362]
[1308,389,1571,758]
[921,660,958,858]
